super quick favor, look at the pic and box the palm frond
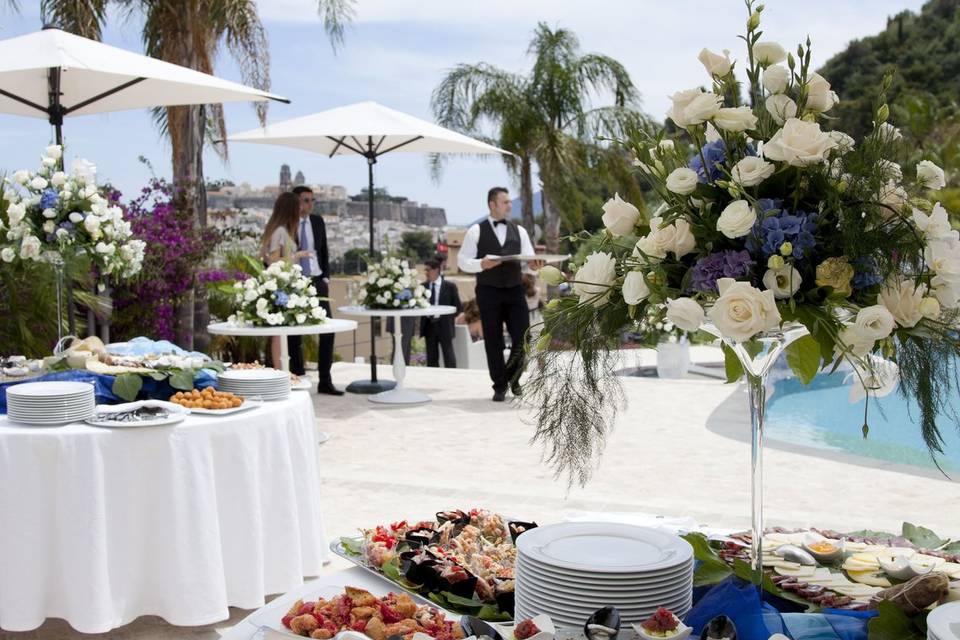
[40,0,107,38]
[214,0,271,124]
[575,53,639,107]
[431,62,527,131]
[315,0,356,52]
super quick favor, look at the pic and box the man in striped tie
[288,186,342,395]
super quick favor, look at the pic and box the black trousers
[288,278,334,383]
[387,316,416,365]
[475,283,529,392]
[423,321,457,368]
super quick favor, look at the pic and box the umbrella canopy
[227,100,506,157]
[0,27,288,142]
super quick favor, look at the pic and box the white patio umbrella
[228,101,510,393]
[0,26,288,146]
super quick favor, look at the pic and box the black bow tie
[492,219,507,226]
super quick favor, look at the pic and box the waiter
[420,258,462,368]
[457,187,542,401]
[288,185,343,396]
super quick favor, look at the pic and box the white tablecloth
[0,392,328,633]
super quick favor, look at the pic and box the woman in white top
[259,192,315,367]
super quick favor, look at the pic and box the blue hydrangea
[690,250,756,294]
[273,291,290,307]
[40,188,59,210]
[746,199,818,261]
[689,140,757,183]
[852,257,883,290]
[396,288,413,301]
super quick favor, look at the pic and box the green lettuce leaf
[112,373,143,401]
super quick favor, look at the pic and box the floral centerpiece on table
[530,0,960,484]
[228,261,326,327]
[0,145,145,278]
[360,256,429,310]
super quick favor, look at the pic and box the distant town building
[294,170,306,186]
[279,164,291,191]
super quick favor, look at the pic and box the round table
[338,305,457,404]
[0,393,327,633]
[207,319,358,373]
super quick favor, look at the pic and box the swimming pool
[765,371,960,472]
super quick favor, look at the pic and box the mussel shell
[443,573,478,599]
[460,615,506,640]
[436,509,470,525]
[404,527,439,548]
[700,615,737,640]
[493,580,515,616]
[583,606,621,640]
[508,521,538,543]
[399,550,438,587]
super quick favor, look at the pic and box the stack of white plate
[218,368,290,401]
[514,522,694,626]
[6,381,96,425]
[927,602,960,640]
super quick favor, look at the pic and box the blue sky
[0,0,926,225]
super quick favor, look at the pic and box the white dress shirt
[429,275,443,318]
[298,215,323,277]
[457,217,535,274]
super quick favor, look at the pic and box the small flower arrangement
[228,261,326,327]
[360,256,429,310]
[635,303,689,348]
[0,145,145,278]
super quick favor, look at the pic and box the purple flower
[690,250,756,294]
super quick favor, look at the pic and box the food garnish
[641,608,680,637]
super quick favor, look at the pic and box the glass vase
[703,321,809,588]
[656,337,690,379]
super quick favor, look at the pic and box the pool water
[765,372,960,472]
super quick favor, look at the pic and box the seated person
[455,298,483,341]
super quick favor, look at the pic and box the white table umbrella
[228,101,510,393]
[0,26,288,145]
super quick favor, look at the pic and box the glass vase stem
[746,371,766,590]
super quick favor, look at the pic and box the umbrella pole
[367,149,378,384]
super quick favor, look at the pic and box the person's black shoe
[510,382,522,397]
[317,382,345,396]
[492,390,507,402]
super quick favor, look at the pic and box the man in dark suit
[420,258,462,368]
[287,185,343,395]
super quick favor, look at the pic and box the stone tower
[279,164,291,191]
[294,170,306,186]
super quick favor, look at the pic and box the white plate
[86,413,187,428]
[517,566,692,600]
[517,575,691,607]
[517,554,693,584]
[9,404,96,414]
[219,369,289,382]
[6,381,94,398]
[187,398,263,415]
[486,254,570,263]
[518,523,692,574]
[85,401,189,428]
[927,602,960,640]
[8,399,96,409]
[514,595,691,626]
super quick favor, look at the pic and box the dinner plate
[219,368,289,382]
[514,592,691,624]
[515,589,693,613]
[517,575,691,607]
[926,602,960,640]
[517,554,693,584]
[6,381,94,398]
[517,567,692,601]
[84,401,189,428]
[187,398,262,415]
[517,523,692,574]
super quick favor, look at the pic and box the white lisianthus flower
[708,278,781,342]
[854,304,896,341]
[805,73,839,112]
[847,356,899,403]
[295,313,307,324]
[95,241,115,255]
[573,252,617,307]
[835,324,875,358]
[0,247,14,262]
[917,160,946,190]
[912,203,957,241]
[879,160,902,182]
[667,89,722,129]
[880,181,909,215]
[29,176,48,190]
[71,159,97,184]
[600,193,640,235]
[622,271,651,305]
[828,131,856,154]
[762,64,790,94]
[639,216,697,260]
[311,306,326,320]
[42,220,56,234]
[6,202,26,226]
[539,265,565,286]
[665,167,699,195]
[50,171,67,187]
[13,170,30,184]
[920,296,942,318]
[42,208,57,219]
[762,265,802,299]
[634,234,666,264]
[753,41,787,66]
[765,94,798,126]
[665,297,705,333]
[83,215,101,233]
[263,278,278,292]
[717,200,757,239]
[714,106,758,133]
[19,235,41,259]
[763,118,837,166]
[877,122,902,142]
[44,144,63,160]
[698,48,733,77]
[243,288,259,302]
[731,156,775,187]
[658,139,675,152]
[880,279,926,328]
[41,157,57,168]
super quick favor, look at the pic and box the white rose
[665,297,705,332]
[762,65,790,94]
[661,217,697,258]
[41,157,57,168]
[714,106,758,133]
[847,356,899,403]
[764,94,798,126]
[853,304,896,341]
[19,235,40,259]
[913,203,957,242]
[828,131,855,154]
[29,176,48,190]
[634,233,666,264]
[763,118,837,167]
[917,160,946,190]
[665,167,699,195]
[717,200,757,239]
[754,41,787,66]
[1,247,14,262]
[698,48,733,77]
[50,171,67,187]
[296,313,307,324]
[573,251,618,307]
[880,279,926,328]
[83,215,101,233]
[42,220,55,234]
[731,156,775,187]
[6,202,25,226]
[601,193,640,235]
[805,73,838,113]
[44,144,63,160]
[12,170,30,184]
[622,271,651,305]
[762,265,802,299]
[42,208,57,219]
[708,278,781,342]
[243,288,259,302]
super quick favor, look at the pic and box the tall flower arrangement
[360,256,429,310]
[530,1,960,484]
[229,261,326,327]
[0,145,144,278]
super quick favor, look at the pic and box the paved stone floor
[6,357,957,639]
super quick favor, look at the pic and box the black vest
[476,220,522,288]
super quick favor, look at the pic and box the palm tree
[432,22,648,251]
[34,0,354,348]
